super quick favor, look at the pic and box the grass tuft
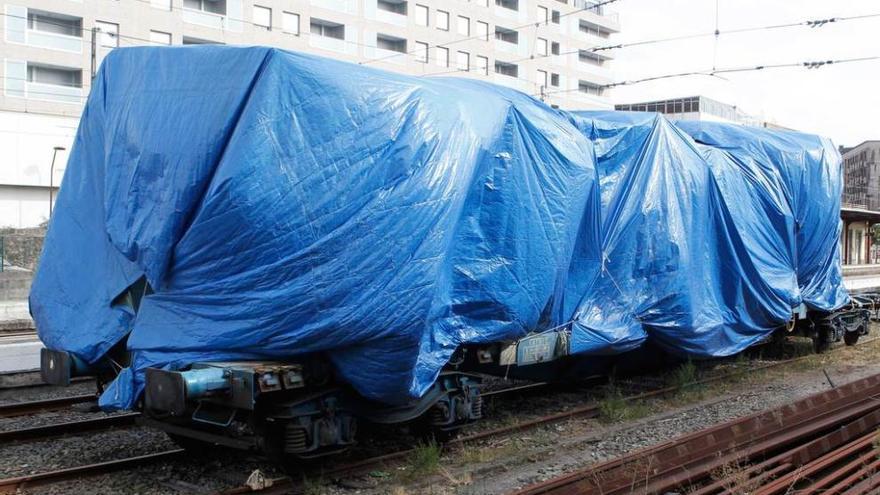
[404,440,442,480]
[598,383,651,424]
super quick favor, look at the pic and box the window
[377,33,406,53]
[476,55,489,75]
[457,51,470,71]
[495,26,518,44]
[495,0,519,11]
[538,6,549,23]
[551,10,560,23]
[150,30,172,45]
[437,46,449,67]
[550,73,559,86]
[436,10,449,30]
[183,0,227,15]
[282,12,300,34]
[578,80,603,96]
[495,61,518,77]
[311,18,344,40]
[377,0,407,15]
[458,16,470,36]
[27,63,81,87]
[578,50,604,66]
[551,42,560,55]
[415,4,429,26]
[537,38,548,56]
[253,5,271,29]
[476,21,489,41]
[536,69,548,88]
[415,41,428,63]
[27,10,82,37]
[95,21,118,48]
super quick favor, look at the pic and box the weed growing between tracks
[402,440,441,481]
[598,384,651,424]
[706,457,768,494]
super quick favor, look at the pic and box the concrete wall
[0,227,45,271]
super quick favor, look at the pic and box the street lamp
[49,146,66,218]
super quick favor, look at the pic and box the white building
[0,0,620,228]
[615,96,767,127]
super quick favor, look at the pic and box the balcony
[4,8,84,53]
[574,1,621,33]
[492,73,530,94]
[182,8,226,29]
[181,0,244,31]
[25,29,82,53]
[24,81,83,104]
[375,0,407,27]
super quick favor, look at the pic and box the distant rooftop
[615,95,770,128]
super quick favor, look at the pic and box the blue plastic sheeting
[31,46,848,410]
[676,121,849,313]
[30,46,603,409]
[564,112,807,357]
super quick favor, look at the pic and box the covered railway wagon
[34,46,868,459]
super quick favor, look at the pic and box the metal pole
[49,147,65,219]
[91,27,97,80]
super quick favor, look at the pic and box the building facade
[615,95,768,127]
[841,141,880,265]
[0,0,620,227]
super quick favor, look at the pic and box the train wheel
[844,332,860,346]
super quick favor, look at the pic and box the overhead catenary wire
[7,4,880,103]
[535,54,880,98]
[503,10,880,67]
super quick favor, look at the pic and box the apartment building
[0,0,619,228]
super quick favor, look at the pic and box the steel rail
[0,413,141,443]
[0,376,92,391]
[512,373,880,495]
[0,449,185,494]
[0,394,96,418]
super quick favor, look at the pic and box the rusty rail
[512,372,880,495]
[0,413,140,443]
[0,394,96,418]
[0,450,184,494]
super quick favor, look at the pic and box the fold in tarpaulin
[676,121,849,313]
[30,46,848,410]
[30,46,603,409]
[564,112,847,357]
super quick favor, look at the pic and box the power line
[536,55,880,97]
[503,10,880,67]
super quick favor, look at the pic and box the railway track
[219,339,880,495]
[513,371,880,495]
[0,338,874,494]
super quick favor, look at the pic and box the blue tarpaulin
[30,47,847,410]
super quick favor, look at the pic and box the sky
[609,0,880,147]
